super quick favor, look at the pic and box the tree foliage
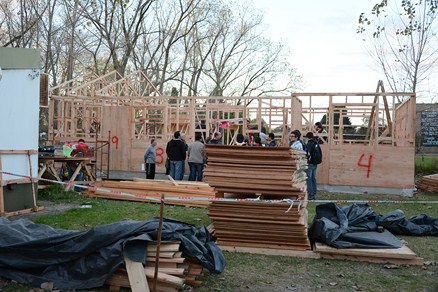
[357,0,438,100]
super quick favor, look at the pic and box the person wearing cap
[305,132,323,200]
[289,130,303,150]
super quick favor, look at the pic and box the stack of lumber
[106,241,204,291]
[208,200,311,251]
[85,179,216,208]
[205,145,311,253]
[417,173,438,193]
[314,242,424,265]
[204,145,307,199]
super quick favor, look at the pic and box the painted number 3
[357,153,373,178]
[156,147,164,165]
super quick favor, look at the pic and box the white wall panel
[0,69,39,179]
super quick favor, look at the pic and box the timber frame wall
[48,72,415,192]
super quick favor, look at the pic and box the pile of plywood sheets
[417,173,438,193]
[314,242,424,265]
[204,145,307,199]
[208,200,311,251]
[106,241,204,291]
[85,179,216,208]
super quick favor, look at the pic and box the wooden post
[0,154,4,214]
[27,151,37,210]
[153,194,165,292]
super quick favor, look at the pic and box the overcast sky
[252,0,386,92]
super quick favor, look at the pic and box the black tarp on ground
[0,217,226,289]
[308,203,438,249]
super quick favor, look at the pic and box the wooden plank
[27,151,37,209]
[1,206,45,217]
[0,155,4,213]
[0,150,38,154]
[319,253,424,266]
[219,245,319,258]
[314,242,418,259]
[124,255,150,292]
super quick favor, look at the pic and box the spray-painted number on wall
[357,153,373,178]
[156,147,164,165]
[111,136,119,150]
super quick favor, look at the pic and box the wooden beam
[0,150,38,154]
[27,151,37,209]
[124,255,150,292]
[0,155,4,213]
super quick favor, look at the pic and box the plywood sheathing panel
[102,106,132,171]
[325,144,414,188]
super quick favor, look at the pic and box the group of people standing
[144,131,207,182]
[144,122,326,200]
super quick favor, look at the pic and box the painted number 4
[357,153,373,178]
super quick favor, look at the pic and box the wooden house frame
[48,72,415,194]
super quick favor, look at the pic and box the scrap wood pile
[204,145,311,251]
[204,145,308,198]
[106,241,205,291]
[417,173,438,193]
[85,179,216,208]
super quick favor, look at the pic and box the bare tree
[77,0,154,76]
[204,1,302,98]
[358,0,438,101]
[0,0,48,47]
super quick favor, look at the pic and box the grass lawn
[1,185,437,291]
[415,154,438,175]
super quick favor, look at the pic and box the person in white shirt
[290,130,303,150]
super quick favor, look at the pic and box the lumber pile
[205,145,311,252]
[106,241,204,291]
[208,200,311,251]
[417,173,438,193]
[204,145,307,199]
[85,179,216,208]
[314,242,424,266]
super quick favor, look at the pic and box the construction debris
[106,241,205,291]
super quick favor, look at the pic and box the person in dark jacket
[166,131,187,180]
[267,133,276,147]
[305,132,323,200]
[208,132,222,144]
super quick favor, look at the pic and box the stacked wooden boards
[106,241,204,291]
[204,146,311,251]
[314,242,424,265]
[417,173,438,193]
[204,145,307,198]
[85,179,216,208]
[208,200,311,250]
